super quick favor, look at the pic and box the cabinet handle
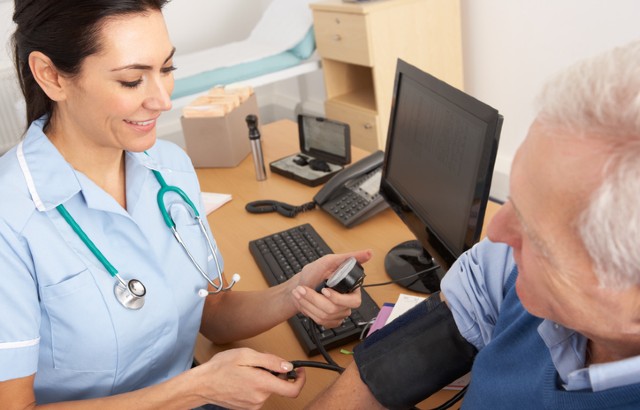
[333,34,342,41]
[363,123,373,130]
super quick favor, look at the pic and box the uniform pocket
[41,270,117,372]
[168,201,210,260]
[167,200,223,287]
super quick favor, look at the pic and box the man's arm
[308,294,456,410]
[309,293,477,409]
[306,362,384,410]
[441,239,515,350]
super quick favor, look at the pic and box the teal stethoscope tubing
[56,204,126,285]
[56,169,229,309]
[151,169,227,292]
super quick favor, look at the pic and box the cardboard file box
[181,93,258,168]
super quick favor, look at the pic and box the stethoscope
[55,168,239,310]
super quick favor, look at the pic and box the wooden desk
[194,119,499,409]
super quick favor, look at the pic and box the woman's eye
[120,79,143,89]
[162,65,177,74]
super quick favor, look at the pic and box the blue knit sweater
[462,269,640,409]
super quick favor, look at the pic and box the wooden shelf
[311,0,463,151]
[331,88,376,113]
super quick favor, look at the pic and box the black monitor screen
[380,60,502,294]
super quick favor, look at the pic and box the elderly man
[308,41,640,409]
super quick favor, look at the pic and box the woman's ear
[28,51,68,102]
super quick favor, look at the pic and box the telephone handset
[314,150,388,227]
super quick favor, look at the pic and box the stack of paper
[201,192,232,215]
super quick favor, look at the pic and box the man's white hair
[536,40,640,289]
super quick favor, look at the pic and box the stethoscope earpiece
[198,273,241,297]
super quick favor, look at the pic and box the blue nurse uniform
[0,117,223,403]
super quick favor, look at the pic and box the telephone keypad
[329,191,370,222]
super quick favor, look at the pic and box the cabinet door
[313,11,372,67]
[326,101,379,152]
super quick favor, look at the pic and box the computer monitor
[379,59,503,294]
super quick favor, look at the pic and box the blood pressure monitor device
[319,256,365,294]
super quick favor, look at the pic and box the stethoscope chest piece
[114,278,146,310]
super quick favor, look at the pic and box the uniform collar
[17,117,81,211]
[17,117,162,214]
[125,151,161,214]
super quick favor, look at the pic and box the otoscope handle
[246,114,267,181]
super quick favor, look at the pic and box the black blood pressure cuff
[353,292,477,410]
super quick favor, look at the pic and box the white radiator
[0,64,26,155]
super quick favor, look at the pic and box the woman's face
[55,10,175,153]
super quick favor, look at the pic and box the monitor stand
[384,240,445,294]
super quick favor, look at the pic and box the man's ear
[28,51,68,102]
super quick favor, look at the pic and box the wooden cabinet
[310,0,463,151]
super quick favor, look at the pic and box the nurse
[0,1,369,408]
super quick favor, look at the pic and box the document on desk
[367,303,395,336]
[386,293,426,323]
[201,192,232,215]
[366,294,424,337]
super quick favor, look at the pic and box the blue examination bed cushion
[172,29,315,100]
[171,0,316,100]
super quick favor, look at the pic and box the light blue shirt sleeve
[440,238,515,350]
[0,219,41,380]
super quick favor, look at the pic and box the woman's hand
[290,250,372,328]
[194,348,306,410]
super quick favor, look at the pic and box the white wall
[0,1,15,67]
[459,0,640,200]
[163,0,269,56]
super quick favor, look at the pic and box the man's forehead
[509,122,612,248]
[520,123,608,197]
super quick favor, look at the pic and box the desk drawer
[313,11,372,67]
[325,101,379,152]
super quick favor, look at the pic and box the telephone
[314,150,388,227]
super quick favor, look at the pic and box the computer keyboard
[248,223,380,356]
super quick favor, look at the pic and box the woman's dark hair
[12,0,169,130]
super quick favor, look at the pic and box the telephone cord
[245,200,316,218]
